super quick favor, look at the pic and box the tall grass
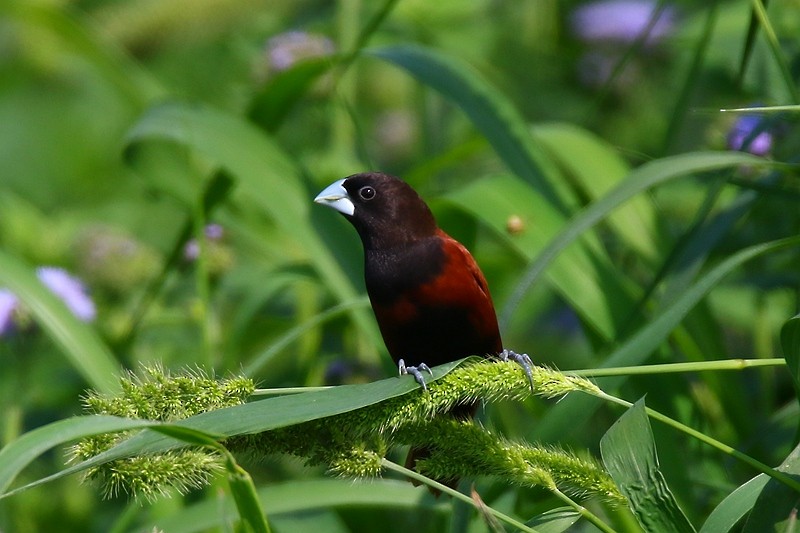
[1,0,799,531]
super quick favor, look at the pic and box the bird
[314,171,532,487]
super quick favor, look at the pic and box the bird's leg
[499,349,535,393]
[398,358,433,391]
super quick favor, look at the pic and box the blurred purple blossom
[184,224,226,262]
[1,267,95,337]
[0,290,18,336]
[727,114,773,156]
[571,0,676,46]
[36,267,96,322]
[266,31,335,72]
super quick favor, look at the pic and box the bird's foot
[398,359,433,391]
[499,349,535,394]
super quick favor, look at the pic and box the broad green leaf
[532,122,660,262]
[533,235,800,442]
[502,151,769,325]
[526,507,580,533]
[225,459,271,533]
[780,314,800,406]
[0,415,153,495]
[124,101,381,350]
[140,479,445,533]
[249,56,335,131]
[369,44,565,211]
[745,0,800,103]
[0,360,463,498]
[743,441,800,532]
[0,250,120,393]
[0,2,161,106]
[601,397,695,533]
[444,173,635,339]
[699,475,769,533]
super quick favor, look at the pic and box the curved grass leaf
[742,441,800,531]
[532,122,660,262]
[526,507,580,533]
[124,101,381,348]
[0,360,462,499]
[699,475,768,533]
[501,151,770,326]
[780,314,800,407]
[249,57,336,131]
[243,297,370,377]
[0,3,161,106]
[601,397,695,533]
[533,235,800,442]
[0,250,120,394]
[0,415,153,495]
[444,174,635,340]
[142,479,444,533]
[369,44,565,212]
[746,0,799,103]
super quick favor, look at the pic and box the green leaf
[780,314,800,406]
[0,415,153,495]
[124,101,381,349]
[370,44,564,210]
[531,122,660,262]
[526,507,580,533]
[444,173,635,340]
[534,235,800,442]
[699,475,769,533]
[0,2,161,106]
[601,397,695,533]
[140,479,444,533]
[0,250,120,393]
[248,56,335,131]
[502,151,770,325]
[742,441,800,532]
[0,360,463,498]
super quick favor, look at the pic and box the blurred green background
[1,0,799,531]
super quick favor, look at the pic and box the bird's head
[314,172,437,250]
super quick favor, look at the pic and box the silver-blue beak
[314,179,355,216]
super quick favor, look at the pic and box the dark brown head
[314,172,437,250]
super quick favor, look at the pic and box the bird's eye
[359,186,376,200]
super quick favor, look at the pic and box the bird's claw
[499,349,535,394]
[398,359,433,391]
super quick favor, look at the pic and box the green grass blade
[532,122,661,262]
[369,44,565,211]
[0,251,120,393]
[742,442,800,531]
[0,415,153,495]
[780,314,800,406]
[533,235,800,442]
[747,0,799,102]
[248,57,336,132]
[699,475,768,533]
[124,101,381,349]
[526,507,581,533]
[141,479,444,533]
[600,397,696,533]
[1,360,463,498]
[1,3,162,106]
[501,151,773,326]
[444,173,635,340]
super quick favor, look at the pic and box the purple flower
[571,0,676,46]
[266,31,335,72]
[184,224,226,262]
[0,290,18,336]
[36,267,96,322]
[727,114,773,156]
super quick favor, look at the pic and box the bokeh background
[1,0,799,531]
